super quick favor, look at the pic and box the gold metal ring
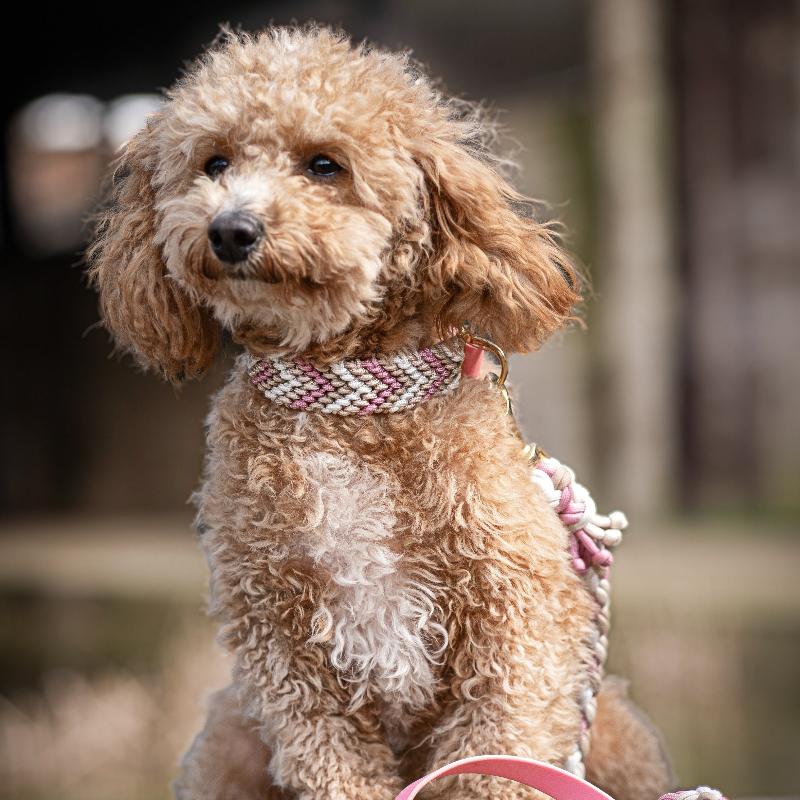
[457,327,509,389]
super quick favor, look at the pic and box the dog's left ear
[419,136,580,353]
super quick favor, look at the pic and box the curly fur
[88,24,671,800]
[294,451,447,720]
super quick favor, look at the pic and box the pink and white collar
[247,337,464,415]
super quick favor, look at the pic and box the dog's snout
[208,212,263,264]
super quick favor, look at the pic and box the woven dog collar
[247,337,464,415]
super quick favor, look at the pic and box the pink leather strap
[461,342,484,378]
[394,756,615,800]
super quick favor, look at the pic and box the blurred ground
[0,515,797,800]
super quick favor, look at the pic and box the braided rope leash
[530,454,626,778]
[248,337,464,415]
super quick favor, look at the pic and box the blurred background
[1,1,798,798]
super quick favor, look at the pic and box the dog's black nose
[208,212,263,264]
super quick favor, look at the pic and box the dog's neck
[231,298,440,366]
[247,337,464,416]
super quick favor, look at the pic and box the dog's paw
[296,775,403,800]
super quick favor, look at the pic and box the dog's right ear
[87,126,219,382]
[413,127,580,354]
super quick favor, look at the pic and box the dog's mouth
[224,267,282,284]
[202,255,284,285]
[214,264,325,292]
[197,244,332,293]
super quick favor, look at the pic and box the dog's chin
[204,277,375,354]
[223,269,282,285]
[211,254,285,285]
[208,275,284,312]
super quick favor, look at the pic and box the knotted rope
[530,453,627,779]
[530,456,727,800]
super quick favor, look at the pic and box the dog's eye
[204,155,229,179]
[307,155,342,177]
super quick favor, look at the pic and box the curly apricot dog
[89,25,672,800]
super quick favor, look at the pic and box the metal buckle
[440,318,547,459]
[456,323,513,416]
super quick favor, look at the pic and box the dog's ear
[87,127,219,382]
[418,135,580,353]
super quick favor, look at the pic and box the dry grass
[0,624,229,800]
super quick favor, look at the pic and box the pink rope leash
[392,755,726,799]
[394,756,613,800]
[529,454,625,776]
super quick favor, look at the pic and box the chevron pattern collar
[247,337,464,416]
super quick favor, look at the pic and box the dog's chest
[296,452,445,715]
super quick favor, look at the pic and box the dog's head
[88,26,579,381]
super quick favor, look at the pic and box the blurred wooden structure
[520,0,800,518]
[675,0,800,513]
[590,0,678,518]
[1,0,798,519]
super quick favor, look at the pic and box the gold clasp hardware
[456,324,513,416]
[522,442,549,463]
[446,319,545,458]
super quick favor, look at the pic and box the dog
[88,25,672,800]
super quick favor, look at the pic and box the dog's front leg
[223,595,404,800]
[422,657,584,800]
[263,712,403,800]
[422,686,580,799]
[420,540,594,799]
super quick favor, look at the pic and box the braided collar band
[247,337,464,415]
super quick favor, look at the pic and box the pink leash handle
[394,755,614,800]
